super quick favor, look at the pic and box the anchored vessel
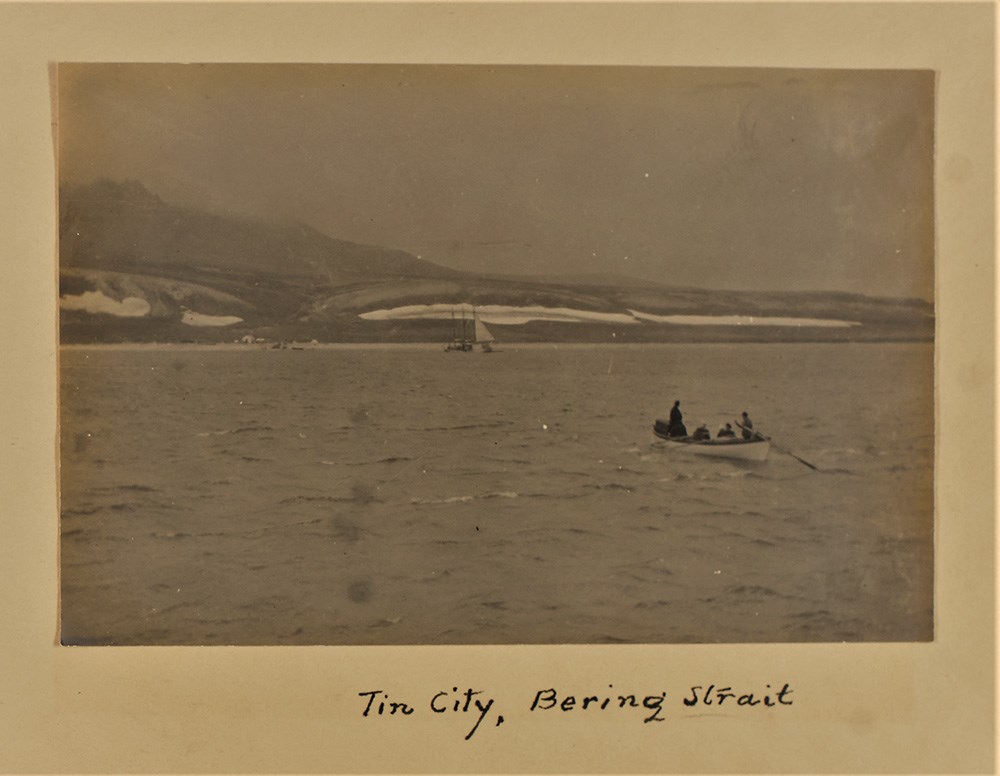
[444,306,472,352]
[445,306,496,353]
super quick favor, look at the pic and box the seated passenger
[717,423,736,438]
[693,424,711,441]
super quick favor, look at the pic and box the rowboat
[652,421,771,462]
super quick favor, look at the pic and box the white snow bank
[629,310,861,328]
[359,303,639,326]
[359,303,862,328]
[181,309,244,327]
[60,291,151,318]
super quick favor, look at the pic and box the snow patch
[359,303,861,328]
[628,310,861,328]
[181,309,244,327]
[359,303,639,326]
[60,291,151,318]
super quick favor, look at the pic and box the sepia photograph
[0,1,992,772]
[57,63,935,647]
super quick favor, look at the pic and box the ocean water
[59,342,933,645]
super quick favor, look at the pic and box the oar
[771,442,819,471]
[736,421,818,471]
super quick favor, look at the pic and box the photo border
[0,2,993,772]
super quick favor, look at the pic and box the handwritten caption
[358,683,794,740]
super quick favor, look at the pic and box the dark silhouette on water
[667,400,687,437]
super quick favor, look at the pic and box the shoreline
[58,340,934,351]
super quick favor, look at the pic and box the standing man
[669,400,687,437]
[739,411,754,439]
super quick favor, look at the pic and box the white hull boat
[653,422,770,461]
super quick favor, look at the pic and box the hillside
[60,179,462,283]
[58,180,934,344]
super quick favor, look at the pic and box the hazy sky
[58,64,934,299]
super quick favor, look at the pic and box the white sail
[473,311,494,343]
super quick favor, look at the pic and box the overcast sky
[58,64,934,300]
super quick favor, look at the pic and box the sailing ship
[444,307,472,351]
[444,305,496,352]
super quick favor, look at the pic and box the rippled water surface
[59,343,933,645]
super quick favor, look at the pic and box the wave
[62,506,100,516]
[633,599,672,610]
[410,490,520,505]
[91,484,157,493]
[415,421,514,432]
[196,425,274,437]
[613,558,673,574]
[518,490,593,501]
[409,487,611,505]
[726,584,780,597]
[411,495,475,505]
[716,468,758,478]
[338,456,418,467]
[704,509,741,518]
[659,472,694,482]
[790,609,836,622]
[279,494,354,505]
[542,469,596,478]
[822,446,869,458]
[562,526,610,538]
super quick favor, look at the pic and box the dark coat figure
[718,423,736,438]
[668,400,687,437]
[740,411,754,440]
